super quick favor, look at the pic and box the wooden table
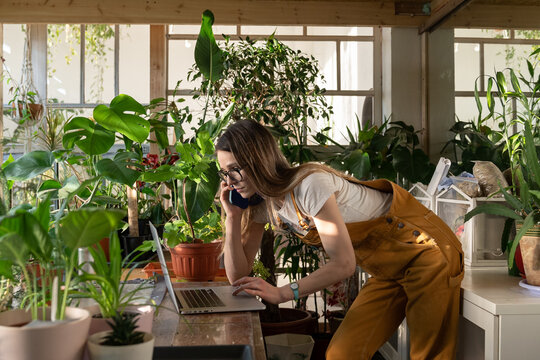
[152,281,266,360]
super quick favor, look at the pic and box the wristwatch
[289,282,299,301]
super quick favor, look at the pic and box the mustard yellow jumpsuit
[293,179,464,360]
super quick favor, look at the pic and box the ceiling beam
[447,3,540,29]
[0,0,425,26]
[420,0,472,33]
[1,0,540,29]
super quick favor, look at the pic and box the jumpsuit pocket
[423,211,465,286]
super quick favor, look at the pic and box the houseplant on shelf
[0,196,125,360]
[87,311,155,360]
[464,48,540,282]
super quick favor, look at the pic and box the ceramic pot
[87,331,154,360]
[169,241,222,281]
[0,307,91,360]
[86,304,155,336]
[519,223,540,286]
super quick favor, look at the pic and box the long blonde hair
[216,120,362,233]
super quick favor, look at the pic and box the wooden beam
[149,25,167,155]
[0,0,427,27]
[446,3,540,29]
[420,0,472,33]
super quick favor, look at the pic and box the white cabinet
[458,268,540,360]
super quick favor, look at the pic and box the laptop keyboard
[181,288,225,308]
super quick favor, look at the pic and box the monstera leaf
[93,94,150,143]
[3,151,55,181]
[63,116,115,155]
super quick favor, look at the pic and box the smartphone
[229,189,250,209]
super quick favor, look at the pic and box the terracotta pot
[519,223,540,286]
[87,331,154,360]
[0,307,91,360]
[261,308,314,337]
[169,241,222,281]
[15,102,43,121]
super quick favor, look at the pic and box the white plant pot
[85,304,155,336]
[0,307,91,360]
[265,333,315,360]
[87,331,155,360]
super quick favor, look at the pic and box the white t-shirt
[256,172,393,236]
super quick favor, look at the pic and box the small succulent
[101,311,145,346]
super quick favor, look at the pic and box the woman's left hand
[231,276,285,304]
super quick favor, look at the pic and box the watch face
[290,283,299,290]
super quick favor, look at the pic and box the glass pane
[119,25,149,103]
[314,95,367,144]
[84,24,115,103]
[454,43,480,91]
[241,26,303,36]
[515,30,540,40]
[340,41,373,91]
[169,25,237,36]
[3,25,26,105]
[47,25,81,103]
[282,41,337,90]
[455,96,506,131]
[168,39,202,90]
[307,27,373,36]
[484,44,536,78]
[454,28,510,39]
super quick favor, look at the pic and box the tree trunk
[127,185,139,237]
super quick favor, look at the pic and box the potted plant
[464,49,540,283]
[156,130,223,281]
[87,311,154,360]
[1,31,45,153]
[0,197,125,360]
[74,232,155,336]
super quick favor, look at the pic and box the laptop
[149,222,266,315]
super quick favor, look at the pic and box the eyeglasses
[217,167,243,183]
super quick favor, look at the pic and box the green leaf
[141,165,175,182]
[194,9,225,83]
[464,203,522,223]
[508,214,536,269]
[63,116,115,155]
[3,151,55,181]
[93,95,150,143]
[96,158,141,187]
[0,233,28,268]
[179,162,220,223]
[59,208,126,251]
[524,122,540,186]
[345,150,371,180]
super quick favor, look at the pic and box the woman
[216,120,464,360]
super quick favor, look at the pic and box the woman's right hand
[219,181,244,218]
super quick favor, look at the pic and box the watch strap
[290,282,299,301]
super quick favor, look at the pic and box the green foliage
[74,232,152,318]
[163,209,222,247]
[465,49,540,270]
[188,34,332,165]
[315,117,435,185]
[102,311,145,346]
[0,198,125,320]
